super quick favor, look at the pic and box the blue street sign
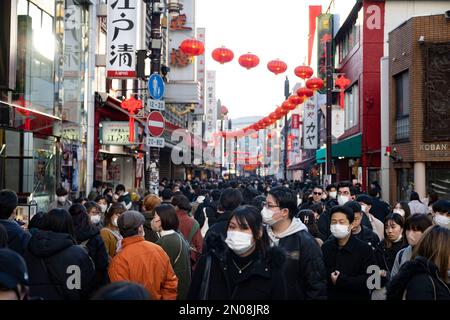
[148,74,165,100]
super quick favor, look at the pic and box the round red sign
[147,111,165,137]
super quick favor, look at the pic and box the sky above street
[196,0,329,119]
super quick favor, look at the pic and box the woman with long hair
[188,205,287,300]
[387,225,450,300]
[100,203,126,259]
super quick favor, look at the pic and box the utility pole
[283,76,289,182]
[325,41,333,184]
[146,0,162,194]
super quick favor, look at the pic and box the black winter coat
[24,230,96,300]
[369,197,390,222]
[194,198,219,228]
[386,256,450,300]
[322,235,377,300]
[188,232,287,300]
[75,227,109,289]
[353,225,380,249]
[203,210,233,252]
[277,229,328,299]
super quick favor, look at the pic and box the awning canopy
[316,134,362,163]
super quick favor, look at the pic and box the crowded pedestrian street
[0,0,449,305]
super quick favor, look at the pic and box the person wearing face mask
[387,225,450,300]
[115,184,132,210]
[109,210,178,300]
[69,204,109,290]
[188,205,287,300]
[95,196,109,216]
[321,205,377,300]
[431,200,450,229]
[391,214,433,278]
[85,201,104,228]
[48,187,72,211]
[152,205,191,300]
[263,187,327,300]
[356,195,385,241]
[100,203,126,260]
[392,201,411,221]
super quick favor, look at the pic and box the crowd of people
[0,177,449,300]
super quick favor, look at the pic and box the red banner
[292,114,300,129]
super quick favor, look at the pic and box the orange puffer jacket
[108,235,178,300]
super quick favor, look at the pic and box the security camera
[153,2,165,14]
[445,10,450,19]
[418,35,425,44]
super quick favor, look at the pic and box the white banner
[107,0,137,78]
[332,105,345,139]
[204,71,217,142]
[303,95,318,149]
[195,27,206,114]
[168,0,195,81]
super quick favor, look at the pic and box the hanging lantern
[288,95,304,105]
[121,96,143,143]
[306,77,324,91]
[267,59,287,75]
[212,46,234,64]
[294,65,313,79]
[296,87,314,99]
[179,38,205,56]
[269,112,279,120]
[281,100,296,111]
[238,53,260,70]
[335,75,351,109]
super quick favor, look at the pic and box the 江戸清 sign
[107,0,137,78]
[100,121,138,145]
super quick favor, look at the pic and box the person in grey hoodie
[262,187,327,300]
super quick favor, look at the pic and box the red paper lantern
[296,87,314,99]
[269,112,279,120]
[335,75,351,109]
[238,53,260,70]
[288,95,304,105]
[121,96,143,143]
[267,59,287,75]
[294,65,313,79]
[306,77,324,91]
[179,38,204,56]
[212,46,234,64]
[281,100,296,111]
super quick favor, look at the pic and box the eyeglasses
[313,192,322,195]
[262,201,279,209]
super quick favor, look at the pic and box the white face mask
[433,214,450,229]
[261,207,279,226]
[90,214,101,225]
[57,196,67,204]
[330,223,351,239]
[393,209,405,217]
[329,191,337,199]
[99,204,108,214]
[225,231,255,255]
[112,216,118,227]
[337,195,350,206]
[321,194,328,200]
[361,204,368,213]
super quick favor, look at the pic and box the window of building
[395,70,410,141]
[427,166,450,200]
[337,16,360,62]
[344,82,359,129]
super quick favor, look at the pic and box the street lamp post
[283,76,289,182]
[325,41,333,183]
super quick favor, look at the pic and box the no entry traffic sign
[147,111,165,137]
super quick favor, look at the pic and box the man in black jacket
[203,188,242,248]
[263,187,327,300]
[344,201,380,249]
[0,190,30,256]
[321,205,377,300]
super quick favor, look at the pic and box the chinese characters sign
[317,14,333,94]
[107,0,137,78]
[204,71,217,142]
[303,96,318,149]
[100,121,138,145]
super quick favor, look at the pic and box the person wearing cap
[48,187,72,211]
[356,194,385,241]
[0,189,31,256]
[108,210,178,300]
[0,248,31,300]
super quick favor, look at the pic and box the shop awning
[316,134,362,163]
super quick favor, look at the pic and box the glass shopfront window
[427,165,450,200]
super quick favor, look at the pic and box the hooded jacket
[387,256,450,300]
[188,232,287,300]
[24,230,96,300]
[267,218,328,300]
[74,226,109,289]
